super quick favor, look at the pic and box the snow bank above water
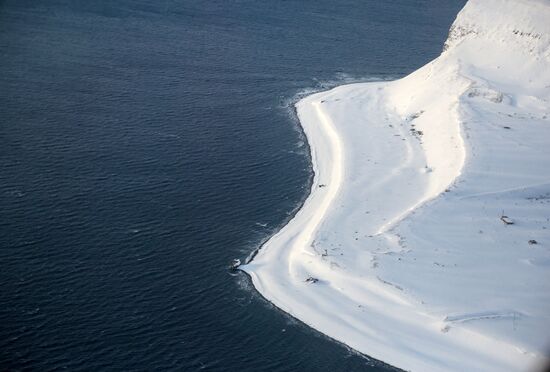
[243,1,550,371]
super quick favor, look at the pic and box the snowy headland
[242,0,550,371]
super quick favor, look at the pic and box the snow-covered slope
[243,1,550,371]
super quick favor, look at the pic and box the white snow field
[242,0,550,371]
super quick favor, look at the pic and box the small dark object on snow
[500,215,514,225]
[319,184,326,188]
[528,239,538,245]
[503,126,511,129]
[305,276,319,284]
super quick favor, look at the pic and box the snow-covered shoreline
[242,1,550,371]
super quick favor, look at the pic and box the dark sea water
[1,1,466,370]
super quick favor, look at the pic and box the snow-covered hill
[243,1,550,371]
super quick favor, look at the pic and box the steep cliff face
[443,0,550,56]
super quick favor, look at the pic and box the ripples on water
[1,0,465,370]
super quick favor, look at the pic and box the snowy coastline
[242,1,550,371]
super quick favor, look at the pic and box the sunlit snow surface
[243,0,550,371]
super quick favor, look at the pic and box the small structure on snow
[500,214,514,225]
[305,276,319,284]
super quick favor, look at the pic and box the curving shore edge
[242,1,550,371]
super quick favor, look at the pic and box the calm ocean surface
[1,1,465,370]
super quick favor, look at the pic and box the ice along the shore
[242,0,550,371]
